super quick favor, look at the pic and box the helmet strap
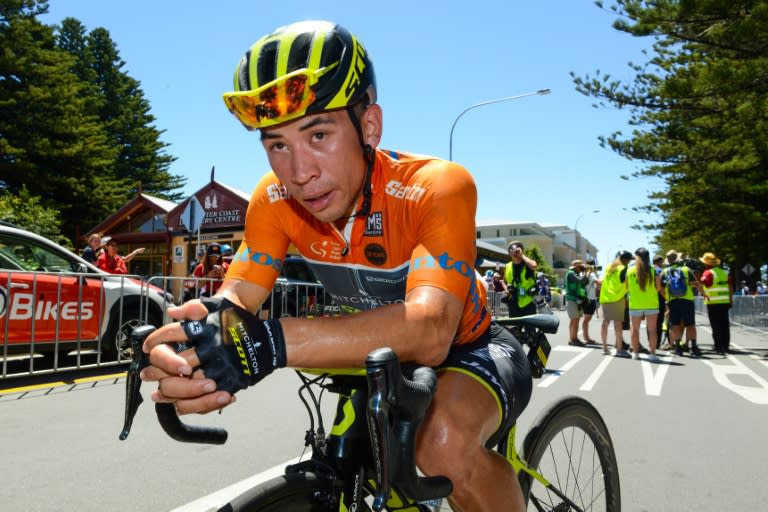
[346,105,374,218]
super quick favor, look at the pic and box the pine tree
[572,0,768,279]
[0,0,126,241]
[61,23,186,200]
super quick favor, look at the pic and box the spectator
[565,259,589,346]
[627,248,662,362]
[221,243,234,265]
[482,269,494,289]
[699,252,733,355]
[599,251,632,356]
[82,233,103,264]
[96,239,128,274]
[536,271,552,305]
[491,272,508,294]
[739,280,750,296]
[661,249,704,357]
[191,243,229,297]
[581,261,599,344]
[503,240,538,317]
[757,282,768,295]
[651,254,668,349]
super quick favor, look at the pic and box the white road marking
[169,456,302,512]
[580,353,612,391]
[702,356,768,405]
[538,346,591,388]
[638,355,673,396]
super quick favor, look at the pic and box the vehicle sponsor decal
[0,286,94,321]
[364,244,387,266]
[364,212,383,237]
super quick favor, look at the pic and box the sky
[41,0,664,266]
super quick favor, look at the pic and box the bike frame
[288,372,438,511]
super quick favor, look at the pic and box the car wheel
[102,306,160,362]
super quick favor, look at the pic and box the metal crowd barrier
[695,295,768,330]
[149,275,336,319]
[1,273,336,379]
[4,274,583,380]
[485,290,553,317]
[0,270,170,379]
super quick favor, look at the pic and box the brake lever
[119,325,155,440]
[119,325,228,444]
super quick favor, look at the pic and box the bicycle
[120,313,620,511]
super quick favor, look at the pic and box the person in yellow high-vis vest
[627,248,663,362]
[699,252,733,355]
[599,251,632,356]
[503,240,538,318]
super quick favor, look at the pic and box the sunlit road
[2,310,767,511]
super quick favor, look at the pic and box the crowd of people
[79,232,232,301]
[560,248,737,360]
[80,232,145,275]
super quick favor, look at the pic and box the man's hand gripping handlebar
[119,324,229,444]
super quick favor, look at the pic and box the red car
[0,224,172,363]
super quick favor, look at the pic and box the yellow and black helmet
[223,20,377,131]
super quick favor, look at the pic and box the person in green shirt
[565,259,589,345]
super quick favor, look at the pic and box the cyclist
[141,20,531,510]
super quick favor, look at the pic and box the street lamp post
[574,210,600,259]
[448,88,551,161]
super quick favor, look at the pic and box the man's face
[259,109,371,224]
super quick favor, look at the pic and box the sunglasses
[223,65,336,130]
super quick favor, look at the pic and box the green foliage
[525,244,558,287]
[0,186,69,246]
[572,0,768,280]
[0,1,185,244]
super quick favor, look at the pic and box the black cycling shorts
[668,299,695,327]
[583,299,598,315]
[436,321,532,448]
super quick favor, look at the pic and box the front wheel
[517,396,621,511]
[219,472,336,511]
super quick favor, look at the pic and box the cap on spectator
[221,243,233,255]
[571,259,585,268]
[206,243,222,256]
[507,240,524,251]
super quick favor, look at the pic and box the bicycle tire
[217,472,337,512]
[516,396,621,512]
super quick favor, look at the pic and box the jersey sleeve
[404,161,479,301]
[225,173,291,289]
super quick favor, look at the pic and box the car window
[281,258,317,282]
[0,234,78,272]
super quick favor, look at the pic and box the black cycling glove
[180,297,287,394]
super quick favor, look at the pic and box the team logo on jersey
[310,240,344,260]
[385,180,426,201]
[364,243,387,266]
[266,183,289,203]
[364,212,383,237]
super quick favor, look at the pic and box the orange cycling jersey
[227,149,490,345]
